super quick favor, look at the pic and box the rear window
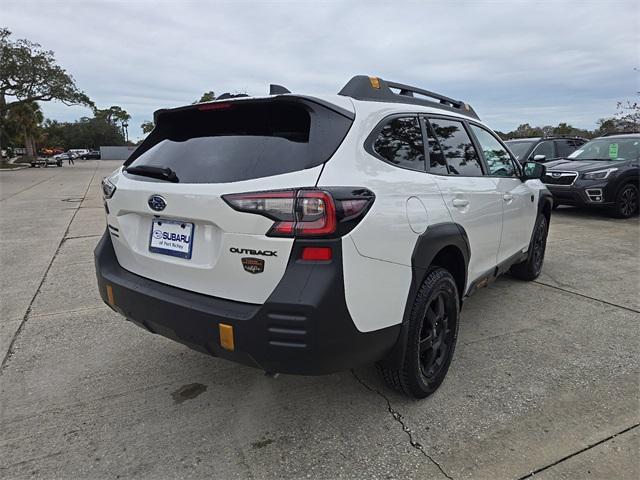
[372,116,425,171]
[126,100,352,184]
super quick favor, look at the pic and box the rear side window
[126,100,352,184]
[555,139,576,157]
[427,118,483,176]
[373,117,425,171]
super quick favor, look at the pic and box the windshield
[568,138,640,161]
[505,141,534,160]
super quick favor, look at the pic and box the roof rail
[338,75,479,119]
[601,131,639,136]
[541,134,587,139]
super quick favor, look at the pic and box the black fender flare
[379,222,470,369]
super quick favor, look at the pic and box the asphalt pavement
[1,160,638,479]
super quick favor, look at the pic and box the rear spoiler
[127,95,354,166]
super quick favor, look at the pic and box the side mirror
[533,154,546,162]
[522,161,546,181]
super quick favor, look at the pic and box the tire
[378,267,460,399]
[510,213,549,281]
[612,183,639,219]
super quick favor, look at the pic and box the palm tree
[6,101,43,156]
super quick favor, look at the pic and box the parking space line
[516,423,640,479]
[533,280,640,314]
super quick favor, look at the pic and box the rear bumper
[94,231,400,375]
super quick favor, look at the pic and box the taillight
[223,187,374,238]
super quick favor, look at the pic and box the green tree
[194,91,216,103]
[140,120,155,134]
[41,116,125,150]
[0,28,93,151]
[5,101,43,156]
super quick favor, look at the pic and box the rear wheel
[510,213,548,281]
[612,183,638,218]
[378,267,459,398]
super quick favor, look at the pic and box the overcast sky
[4,0,639,140]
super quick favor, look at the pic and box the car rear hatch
[105,96,354,304]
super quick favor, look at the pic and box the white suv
[95,76,552,398]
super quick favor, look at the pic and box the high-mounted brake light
[197,102,233,111]
[223,188,374,238]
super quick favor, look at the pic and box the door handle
[452,198,469,208]
[503,194,514,202]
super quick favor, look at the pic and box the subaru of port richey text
[95,76,552,398]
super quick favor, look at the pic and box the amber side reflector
[219,324,235,351]
[369,76,381,89]
[106,284,115,306]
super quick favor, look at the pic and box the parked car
[30,156,62,167]
[543,133,639,218]
[69,149,90,157]
[95,75,551,398]
[54,152,79,161]
[505,136,588,163]
[80,150,101,159]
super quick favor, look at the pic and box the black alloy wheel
[615,184,639,218]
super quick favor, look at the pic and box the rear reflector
[106,284,115,306]
[301,247,332,261]
[219,324,235,351]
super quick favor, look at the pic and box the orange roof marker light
[369,76,381,89]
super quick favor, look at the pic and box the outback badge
[241,257,264,274]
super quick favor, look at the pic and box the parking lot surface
[1,161,638,479]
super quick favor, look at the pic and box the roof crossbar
[338,75,479,120]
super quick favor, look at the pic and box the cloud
[4,0,639,139]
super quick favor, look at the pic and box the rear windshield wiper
[125,165,179,183]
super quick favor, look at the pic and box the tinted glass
[470,125,516,176]
[127,101,352,184]
[555,139,576,157]
[532,140,554,159]
[505,140,535,161]
[428,118,483,176]
[424,120,448,174]
[373,117,425,171]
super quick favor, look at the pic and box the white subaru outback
[95,76,552,398]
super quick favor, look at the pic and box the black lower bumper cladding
[94,231,399,375]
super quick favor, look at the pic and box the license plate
[149,219,194,259]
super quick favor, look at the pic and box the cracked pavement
[1,161,639,479]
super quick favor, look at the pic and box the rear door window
[372,116,425,171]
[532,140,555,160]
[423,120,448,174]
[126,100,353,184]
[427,118,483,176]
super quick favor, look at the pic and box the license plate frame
[149,218,195,260]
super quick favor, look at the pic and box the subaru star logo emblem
[148,195,167,212]
[552,172,561,178]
